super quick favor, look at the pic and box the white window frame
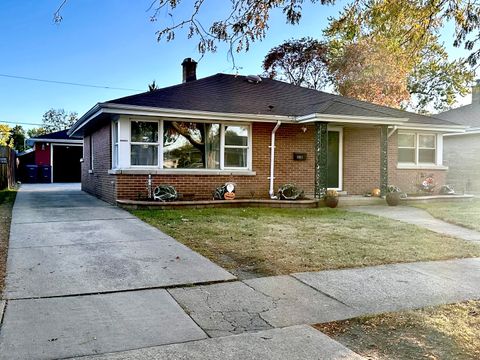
[89,134,94,172]
[112,121,119,169]
[130,119,160,167]
[123,118,252,171]
[221,123,251,170]
[418,133,436,165]
[398,132,440,167]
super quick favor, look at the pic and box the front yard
[413,199,480,232]
[0,190,16,293]
[315,300,480,360]
[133,207,480,277]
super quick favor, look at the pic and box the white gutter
[269,121,282,199]
[297,113,409,125]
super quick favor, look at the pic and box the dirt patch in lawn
[413,199,480,232]
[132,207,480,277]
[314,300,480,360]
[0,190,16,294]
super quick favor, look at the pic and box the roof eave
[297,113,409,126]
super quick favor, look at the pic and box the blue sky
[0,0,475,130]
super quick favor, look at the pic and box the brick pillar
[315,122,328,198]
[380,125,389,196]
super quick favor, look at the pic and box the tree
[41,109,78,133]
[9,125,26,152]
[328,38,411,108]
[0,124,13,148]
[27,127,47,139]
[55,1,480,66]
[148,80,159,91]
[324,0,475,112]
[262,37,330,90]
[54,0,334,65]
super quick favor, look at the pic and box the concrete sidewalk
[348,205,480,242]
[167,258,480,338]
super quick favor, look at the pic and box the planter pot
[386,192,401,206]
[325,196,339,208]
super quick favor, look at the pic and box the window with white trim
[89,135,94,171]
[127,119,251,170]
[130,120,159,166]
[112,121,119,168]
[398,132,437,165]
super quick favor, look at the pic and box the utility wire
[0,120,43,127]
[0,73,143,92]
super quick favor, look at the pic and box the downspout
[269,121,282,199]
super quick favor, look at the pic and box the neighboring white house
[437,80,480,194]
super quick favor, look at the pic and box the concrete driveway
[0,183,235,359]
[4,183,234,299]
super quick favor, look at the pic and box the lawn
[413,199,480,232]
[133,207,480,277]
[314,300,480,360]
[0,189,16,293]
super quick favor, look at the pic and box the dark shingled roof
[31,129,80,140]
[108,73,457,126]
[436,102,480,128]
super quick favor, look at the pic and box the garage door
[52,145,83,182]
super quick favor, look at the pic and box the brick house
[68,59,464,204]
[437,80,480,194]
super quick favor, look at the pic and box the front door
[327,130,342,190]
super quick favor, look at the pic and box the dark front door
[52,145,82,182]
[327,131,340,189]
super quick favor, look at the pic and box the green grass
[413,199,480,232]
[0,189,16,293]
[132,207,480,277]
[315,301,480,360]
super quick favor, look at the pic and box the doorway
[327,128,343,190]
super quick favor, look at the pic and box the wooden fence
[0,146,16,189]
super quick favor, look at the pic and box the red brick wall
[83,121,447,202]
[81,123,117,203]
[34,143,51,166]
[116,123,316,200]
[343,127,381,195]
[342,128,447,195]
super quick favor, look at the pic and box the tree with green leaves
[41,109,78,133]
[0,124,13,148]
[27,127,47,139]
[9,125,26,152]
[262,37,330,90]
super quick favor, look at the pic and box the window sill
[397,164,448,171]
[108,168,256,176]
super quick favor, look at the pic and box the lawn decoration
[278,184,304,200]
[417,174,436,194]
[153,185,178,201]
[213,182,236,200]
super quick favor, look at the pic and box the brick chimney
[472,79,480,104]
[182,58,197,83]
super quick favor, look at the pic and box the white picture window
[127,119,251,170]
[398,132,437,165]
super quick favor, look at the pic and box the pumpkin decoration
[371,188,381,197]
[224,191,235,200]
